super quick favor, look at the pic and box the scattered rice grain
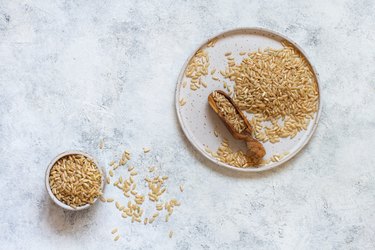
[143,147,151,153]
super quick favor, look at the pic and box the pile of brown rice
[209,140,250,167]
[210,140,290,168]
[49,154,102,208]
[185,49,209,90]
[209,42,319,167]
[223,41,319,143]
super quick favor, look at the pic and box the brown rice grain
[130,171,138,176]
[143,147,151,153]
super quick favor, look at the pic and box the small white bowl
[45,151,105,211]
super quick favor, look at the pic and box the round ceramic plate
[175,28,321,172]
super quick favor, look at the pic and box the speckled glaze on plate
[175,28,321,172]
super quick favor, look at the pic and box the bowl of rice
[45,151,105,210]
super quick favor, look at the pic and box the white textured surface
[0,1,375,249]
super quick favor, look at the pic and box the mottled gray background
[0,0,375,249]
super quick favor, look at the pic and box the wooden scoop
[208,90,266,164]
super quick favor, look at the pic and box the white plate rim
[175,27,322,172]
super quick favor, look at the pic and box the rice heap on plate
[224,41,319,143]
[211,139,251,167]
[211,41,319,168]
[185,49,209,91]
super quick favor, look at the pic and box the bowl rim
[175,27,322,172]
[45,150,105,211]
